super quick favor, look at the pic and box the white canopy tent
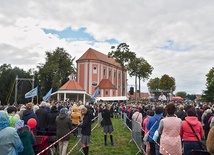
[95,96,129,102]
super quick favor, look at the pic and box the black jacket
[47,110,59,133]
[22,109,38,125]
[102,109,113,126]
[78,112,92,136]
[35,107,48,129]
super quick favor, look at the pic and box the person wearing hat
[0,111,23,155]
[180,107,204,155]
[56,108,72,155]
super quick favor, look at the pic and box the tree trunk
[138,76,141,98]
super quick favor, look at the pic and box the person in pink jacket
[180,107,204,155]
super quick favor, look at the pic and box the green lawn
[67,117,143,155]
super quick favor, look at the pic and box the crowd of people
[0,101,96,155]
[0,99,214,155]
[119,100,214,155]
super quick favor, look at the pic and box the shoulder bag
[186,121,211,155]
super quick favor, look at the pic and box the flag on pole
[42,88,53,101]
[91,87,100,100]
[25,86,38,99]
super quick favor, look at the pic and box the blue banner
[25,86,38,99]
[91,87,100,100]
[42,88,52,101]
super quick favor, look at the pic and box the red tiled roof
[77,48,122,68]
[97,79,117,89]
[59,80,84,91]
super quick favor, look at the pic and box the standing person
[157,103,182,155]
[7,106,20,127]
[70,106,82,137]
[0,111,23,155]
[22,102,38,125]
[47,105,59,134]
[142,110,154,155]
[78,107,92,155]
[56,108,72,155]
[180,107,204,155]
[158,92,167,102]
[132,105,143,124]
[206,126,214,155]
[18,105,26,120]
[202,109,213,140]
[146,106,163,155]
[175,105,186,120]
[35,101,48,135]
[102,104,114,146]
[16,120,36,155]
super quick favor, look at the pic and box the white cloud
[0,0,214,94]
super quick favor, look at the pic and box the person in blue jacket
[0,111,23,155]
[146,106,163,155]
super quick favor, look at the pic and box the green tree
[38,47,76,97]
[0,64,32,104]
[202,67,214,102]
[147,77,160,92]
[128,57,153,97]
[175,91,187,98]
[159,74,176,92]
[108,43,136,96]
[186,94,196,101]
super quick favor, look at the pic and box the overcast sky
[0,0,213,94]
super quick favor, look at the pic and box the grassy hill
[67,117,143,155]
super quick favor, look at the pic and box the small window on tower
[93,67,97,74]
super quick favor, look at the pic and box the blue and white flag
[42,88,53,101]
[91,87,100,100]
[25,86,38,99]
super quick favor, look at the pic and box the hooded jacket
[17,126,36,155]
[70,107,82,125]
[180,116,204,141]
[22,109,38,125]
[56,113,72,141]
[0,112,23,155]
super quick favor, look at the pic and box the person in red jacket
[180,107,204,155]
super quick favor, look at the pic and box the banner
[25,86,38,99]
[91,87,100,100]
[42,88,53,101]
